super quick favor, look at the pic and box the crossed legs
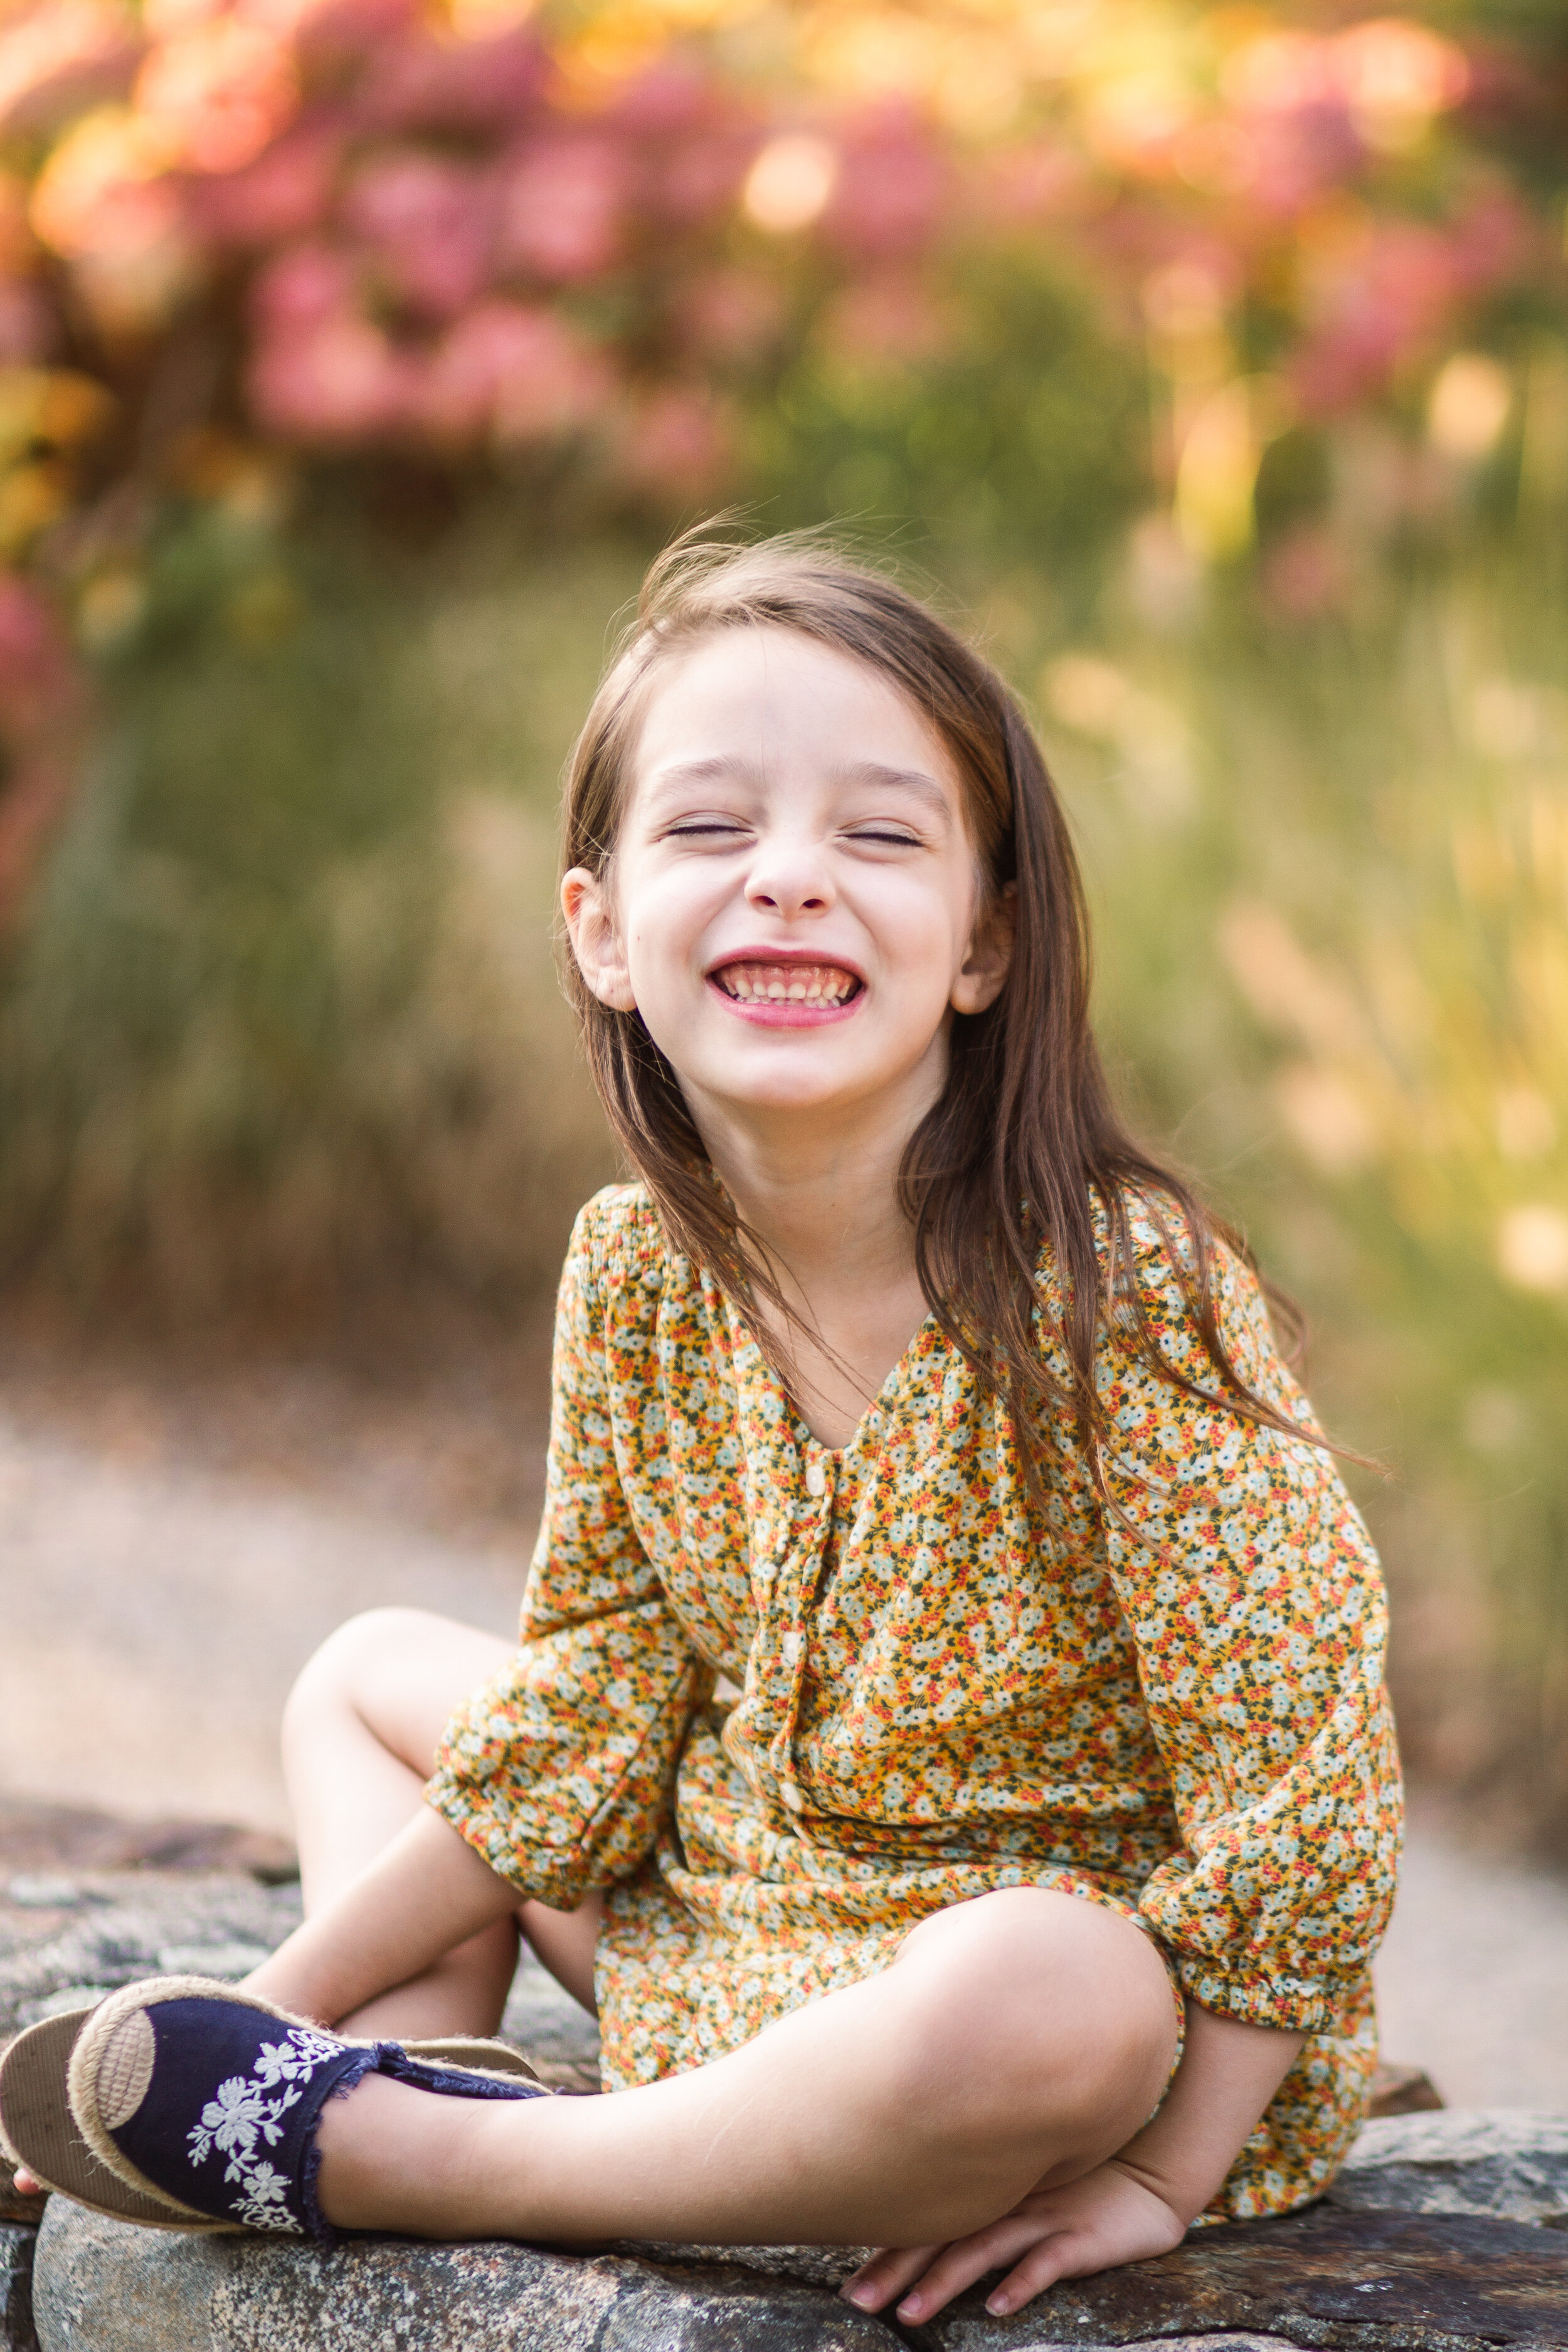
[0,1608,1285,2323]
[312,1880,1179,2252]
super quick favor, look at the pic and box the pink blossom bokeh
[0,0,1553,908]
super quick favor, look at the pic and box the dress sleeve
[1093,1214,1402,2034]
[425,1202,706,1909]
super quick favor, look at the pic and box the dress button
[781,1780,805,1813]
[804,1461,827,1498]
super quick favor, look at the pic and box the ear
[562,866,636,1011]
[951,881,1015,1016]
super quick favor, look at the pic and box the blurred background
[0,0,1563,2099]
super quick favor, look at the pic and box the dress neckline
[781,1308,943,1461]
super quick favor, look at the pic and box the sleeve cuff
[1167,1946,1340,2036]
[423,1772,612,1913]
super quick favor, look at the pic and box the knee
[283,1608,445,1735]
[890,1888,1177,2143]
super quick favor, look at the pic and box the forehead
[630,624,961,794]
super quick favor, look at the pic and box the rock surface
[0,1873,302,2044]
[0,1798,296,1885]
[0,2226,36,2352]
[0,1867,600,2087]
[904,2205,1568,2348]
[31,2208,895,2352]
[24,2112,1568,2352]
[1327,2109,1568,2227]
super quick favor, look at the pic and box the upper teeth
[718,962,857,1004]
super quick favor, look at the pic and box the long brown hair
[561,527,1311,1497]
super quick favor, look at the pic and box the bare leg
[281,1608,602,2037]
[313,1887,1179,2248]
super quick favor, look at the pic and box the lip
[706,945,867,985]
[704,945,867,1030]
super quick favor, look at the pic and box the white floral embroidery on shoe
[232,2161,296,2230]
[253,2032,343,2087]
[183,2023,346,2233]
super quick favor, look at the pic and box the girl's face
[563,626,1012,1142]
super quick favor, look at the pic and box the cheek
[619,871,723,1004]
[888,871,980,975]
[624,866,697,949]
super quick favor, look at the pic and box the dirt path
[1,1348,1563,2112]
[1374,1806,1568,2110]
[0,1307,549,1828]
[0,1408,529,1829]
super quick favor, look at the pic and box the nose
[744,834,834,920]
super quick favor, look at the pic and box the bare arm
[1111,2002,1305,2224]
[845,2002,1304,2324]
[244,1807,522,2027]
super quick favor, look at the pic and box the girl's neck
[692,1088,936,1448]
[699,1097,918,1298]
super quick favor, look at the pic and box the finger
[11,2168,40,2196]
[888,2219,1068,2324]
[840,2244,944,2311]
[985,2230,1096,2316]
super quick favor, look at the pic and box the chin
[729,1081,852,1115]
[701,1057,867,1112]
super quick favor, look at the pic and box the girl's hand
[840,2158,1189,2325]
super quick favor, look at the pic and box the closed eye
[845,827,923,848]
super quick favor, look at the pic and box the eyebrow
[641,756,954,820]
[640,756,748,794]
[840,760,952,818]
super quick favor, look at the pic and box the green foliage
[750,250,1152,585]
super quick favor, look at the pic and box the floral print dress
[427,1183,1402,2220]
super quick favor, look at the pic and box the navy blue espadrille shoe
[1,1974,552,2243]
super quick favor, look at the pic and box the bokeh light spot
[742,134,837,234]
[1497,1206,1568,1297]
[1428,353,1512,461]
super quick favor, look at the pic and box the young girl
[3,535,1401,2328]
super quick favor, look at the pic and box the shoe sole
[401,2037,539,2085]
[0,2006,230,2232]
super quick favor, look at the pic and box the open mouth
[711,960,862,1007]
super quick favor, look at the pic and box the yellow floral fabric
[428,1182,1402,2220]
